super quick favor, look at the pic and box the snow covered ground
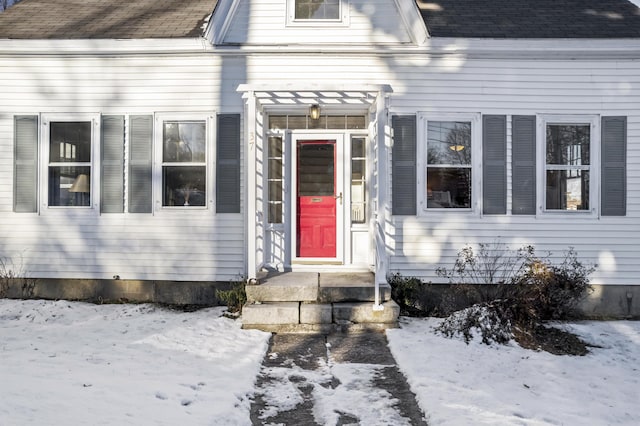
[0,300,270,425]
[387,318,640,426]
[1,300,639,425]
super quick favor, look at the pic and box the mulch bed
[513,324,591,356]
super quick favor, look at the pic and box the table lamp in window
[69,173,90,206]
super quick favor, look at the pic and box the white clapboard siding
[236,52,639,286]
[223,0,413,45]
[1,30,639,285]
[0,54,247,281]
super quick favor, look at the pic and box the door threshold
[291,260,343,266]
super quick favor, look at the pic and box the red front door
[296,141,337,258]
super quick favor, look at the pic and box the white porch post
[245,90,258,282]
[373,90,389,311]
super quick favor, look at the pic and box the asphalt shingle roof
[0,0,217,39]
[419,0,640,38]
[0,0,638,40]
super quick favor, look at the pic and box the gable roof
[0,0,217,39]
[419,0,640,38]
[0,0,638,41]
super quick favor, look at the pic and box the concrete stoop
[242,272,399,332]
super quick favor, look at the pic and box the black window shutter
[101,116,125,213]
[216,114,241,213]
[482,115,507,214]
[14,115,39,213]
[512,115,537,215]
[391,115,416,215]
[128,115,153,213]
[601,116,626,216]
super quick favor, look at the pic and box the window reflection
[545,124,591,211]
[426,121,472,209]
[351,137,366,223]
[295,0,339,19]
[48,122,92,207]
[162,121,207,207]
[268,137,284,223]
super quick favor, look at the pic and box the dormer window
[287,0,348,26]
[295,0,340,20]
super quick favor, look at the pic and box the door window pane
[298,143,334,196]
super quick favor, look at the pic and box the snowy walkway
[250,332,427,425]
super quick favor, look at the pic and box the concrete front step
[246,272,318,303]
[246,272,391,304]
[241,300,400,332]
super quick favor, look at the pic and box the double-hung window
[420,117,477,210]
[43,115,98,209]
[539,116,597,214]
[160,118,208,208]
[295,0,340,19]
[287,0,347,25]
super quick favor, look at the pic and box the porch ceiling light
[309,104,321,120]
[449,145,465,152]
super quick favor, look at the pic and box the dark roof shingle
[0,0,217,39]
[419,0,640,38]
[1,0,639,40]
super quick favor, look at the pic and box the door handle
[334,192,343,205]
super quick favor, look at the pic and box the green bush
[216,278,247,314]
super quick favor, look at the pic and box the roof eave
[0,38,214,56]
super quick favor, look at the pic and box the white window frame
[153,113,215,213]
[40,113,100,213]
[417,112,482,215]
[286,0,349,27]
[536,114,599,217]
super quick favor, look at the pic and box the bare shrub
[436,241,535,303]
[395,242,595,354]
[0,254,37,299]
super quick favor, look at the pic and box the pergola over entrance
[237,84,393,310]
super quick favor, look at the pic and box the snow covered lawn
[0,300,270,425]
[387,317,640,426]
[1,300,639,425]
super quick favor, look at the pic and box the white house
[0,0,639,319]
